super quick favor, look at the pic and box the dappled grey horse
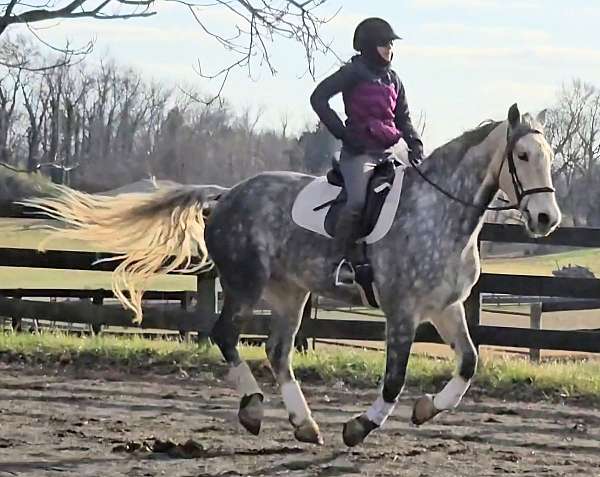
[24,104,560,447]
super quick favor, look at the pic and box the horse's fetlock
[459,350,478,380]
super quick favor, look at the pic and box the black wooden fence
[2,209,600,353]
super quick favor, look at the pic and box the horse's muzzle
[522,195,561,238]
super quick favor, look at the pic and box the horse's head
[497,103,561,237]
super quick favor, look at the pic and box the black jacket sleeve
[310,65,354,140]
[393,79,423,150]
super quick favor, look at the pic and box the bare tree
[0,0,156,37]
[280,111,290,139]
[3,0,335,92]
[173,0,337,104]
[21,74,49,171]
[0,1,153,70]
[547,80,600,225]
[578,91,600,178]
[2,41,328,192]
[547,81,591,182]
[298,120,338,174]
[0,65,21,163]
[1,33,90,73]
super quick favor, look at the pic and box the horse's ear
[536,108,548,127]
[508,103,521,128]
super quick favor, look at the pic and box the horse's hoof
[238,393,264,435]
[343,414,378,447]
[411,394,441,426]
[293,418,324,445]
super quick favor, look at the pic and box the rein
[407,126,555,212]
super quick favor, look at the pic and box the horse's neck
[417,122,508,236]
[426,121,506,190]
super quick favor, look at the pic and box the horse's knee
[459,345,478,381]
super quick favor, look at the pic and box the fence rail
[1,216,600,355]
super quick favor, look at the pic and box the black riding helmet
[353,17,402,52]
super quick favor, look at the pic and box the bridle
[408,124,555,212]
[502,126,555,209]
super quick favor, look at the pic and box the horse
[23,103,561,447]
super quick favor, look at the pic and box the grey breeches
[333,150,377,259]
[339,150,377,212]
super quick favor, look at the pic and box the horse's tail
[20,184,226,323]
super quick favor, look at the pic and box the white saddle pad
[291,159,407,245]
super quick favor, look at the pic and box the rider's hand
[341,129,365,155]
[408,141,424,165]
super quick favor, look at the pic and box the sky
[10,0,600,151]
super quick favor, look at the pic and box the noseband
[408,125,555,211]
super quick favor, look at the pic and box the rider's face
[377,41,393,62]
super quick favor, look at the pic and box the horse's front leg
[343,312,415,447]
[412,301,477,425]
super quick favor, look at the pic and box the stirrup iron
[334,258,356,287]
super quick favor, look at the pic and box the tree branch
[168,0,337,104]
[0,159,80,173]
[0,0,157,33]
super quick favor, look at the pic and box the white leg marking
[228,362,262,397]
[281,381,311,425]
[433,376,470,410]
[365,394,397,426]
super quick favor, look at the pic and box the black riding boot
[332,207,362,286]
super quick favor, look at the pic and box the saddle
[322,153,399,239]
[291,151,406,244]
[291,151,407,309]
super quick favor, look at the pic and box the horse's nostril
[538,213,550,226]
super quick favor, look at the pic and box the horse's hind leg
[264,282,323,445]
[412,302,478,425]
[211,286,265,435]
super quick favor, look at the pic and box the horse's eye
[517,152,529,162]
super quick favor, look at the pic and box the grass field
[1,332,599,404]
[484,247,600,276]
[0,218,196,290]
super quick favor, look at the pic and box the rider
[310,17,424,285]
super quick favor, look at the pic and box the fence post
[196,274,217,345]
[179,292,193,342]
[91,293,104,335]
[11,296,22,332]
[529,302,542,362]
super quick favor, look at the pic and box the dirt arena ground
[1,363,599,477]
